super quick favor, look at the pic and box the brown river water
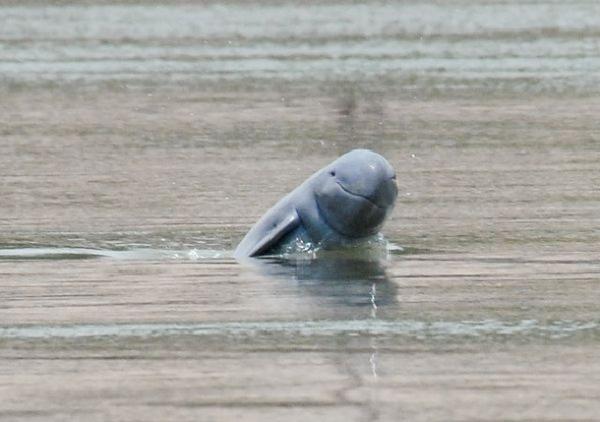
[1,1,600,421]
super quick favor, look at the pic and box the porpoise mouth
[336,182,386,210]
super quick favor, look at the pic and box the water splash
[276,233,395,261]
[281,237,320,259]
[369,348,378,379]
[370,282,378,319]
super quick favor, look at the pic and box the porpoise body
[234,149,398,258]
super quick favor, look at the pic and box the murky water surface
[1,1,600,421]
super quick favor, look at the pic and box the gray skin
[234,149,398,259]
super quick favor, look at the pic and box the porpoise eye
[329,170,336,176]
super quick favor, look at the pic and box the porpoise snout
[370,176,398,209]
[333,149,398,209]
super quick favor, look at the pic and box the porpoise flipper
[236,210,301,258]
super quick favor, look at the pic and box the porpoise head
[313,149,398,238]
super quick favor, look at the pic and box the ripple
[0,247,229,261]
[1,319,597,340]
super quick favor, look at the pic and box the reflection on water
[242,255,397,309]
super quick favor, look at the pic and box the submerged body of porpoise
[234,149,398,258]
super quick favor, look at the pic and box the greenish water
[1,1,600,421]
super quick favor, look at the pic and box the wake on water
[0,235,403,262]
[0,247,229,261]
